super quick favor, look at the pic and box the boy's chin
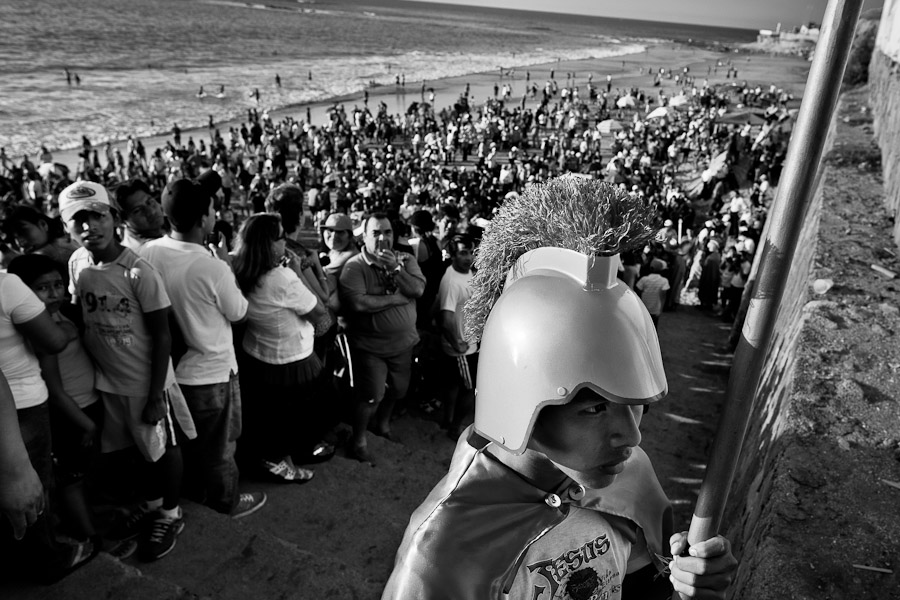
[572,472,618,491]
[557,465,619,491]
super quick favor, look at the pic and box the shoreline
[47,42,811,173]
[43,43,651,167]
[37,43,648,161]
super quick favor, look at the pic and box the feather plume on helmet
[464,176,658,342]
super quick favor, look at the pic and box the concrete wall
[876,0,900,61]
[720,11,900,593]
[720,124,828,599]
[871,1,900,245]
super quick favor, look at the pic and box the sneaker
[231,492,267,520]
[108,504,153,542]
[107,538,138,560]
[38,537,99,584]
[138,509,185,561]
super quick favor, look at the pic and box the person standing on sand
[338,214,424,464]
[636,258,670,330]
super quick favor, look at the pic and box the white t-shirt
[69,247,176,397]
[0,273,49,409]
[140,237,247,385]
[437,266,476,356]
[635,274,670,317]
[243,266,317,365]
[53,312,99,409]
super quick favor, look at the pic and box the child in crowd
[636,258,671,330]
[7,254,101,548]
[57,181,196,562]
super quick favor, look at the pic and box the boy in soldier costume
[383,176,737,599]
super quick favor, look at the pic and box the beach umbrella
[716,110,767,126]
[615,95,635,108]
[597,119,625,134]
[669,94,690,107]
[646,106,675,120]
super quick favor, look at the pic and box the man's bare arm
[344,292,409,314]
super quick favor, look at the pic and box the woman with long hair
[232,213,330,483]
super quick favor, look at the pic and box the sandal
[263,460,315,484]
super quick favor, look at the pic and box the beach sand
[49,43,812,173]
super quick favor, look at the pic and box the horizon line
[396,0,773,32]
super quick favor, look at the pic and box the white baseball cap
[58,181,117,222]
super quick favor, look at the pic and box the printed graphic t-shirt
[506,506,644,600]
[69,246,176,396]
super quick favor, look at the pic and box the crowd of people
[0,59,792,585]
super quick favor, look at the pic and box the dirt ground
[746,85,900,599]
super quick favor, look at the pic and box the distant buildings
[757,22,821,45]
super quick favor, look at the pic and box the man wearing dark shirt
[339,214,425,463]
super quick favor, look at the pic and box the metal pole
[688,0,864,545]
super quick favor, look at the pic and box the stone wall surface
[870,47,900,245]
[721,71,900,597]
[721,120,827,599]
[876,0,900,62]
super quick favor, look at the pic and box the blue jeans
[180,373,241,514]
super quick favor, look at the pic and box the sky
[406,0,885,30]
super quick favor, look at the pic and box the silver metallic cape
[382,431,673,599]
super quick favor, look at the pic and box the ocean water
[0,0,756,157]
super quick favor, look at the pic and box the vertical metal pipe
[688,0,864,545]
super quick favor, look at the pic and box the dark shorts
[17,402,53,492]
[352,347,414,404]
[440,352,478,390]
[51,401,103,486]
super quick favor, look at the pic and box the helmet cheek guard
[473,248,667,454]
